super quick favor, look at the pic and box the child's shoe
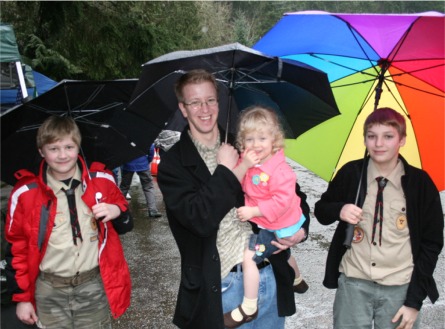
[293,278,309,294]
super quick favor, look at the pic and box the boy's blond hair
[37,116,81,149]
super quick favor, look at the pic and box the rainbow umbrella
[254,11,445,191]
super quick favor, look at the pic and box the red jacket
[5,156,133,319]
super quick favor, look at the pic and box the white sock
[294,275,303,286]
[231,297,258,321]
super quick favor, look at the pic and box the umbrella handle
[343,150,368,249]
[343,224,355,249]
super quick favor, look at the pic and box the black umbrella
[126,43,340,142]
[1,79,154,186]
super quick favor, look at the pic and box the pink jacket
[242,149,303,230]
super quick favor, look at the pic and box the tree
[1,1,443,80]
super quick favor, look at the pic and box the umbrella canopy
[126,42,340,142]
[1,79,150,186]
[254,11,445,191]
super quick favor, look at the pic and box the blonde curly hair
[235,105,285,153]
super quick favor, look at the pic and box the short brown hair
[364,107,406,138]
[37,116,82,149]
[236,105,285,153]
[174,69,218,102]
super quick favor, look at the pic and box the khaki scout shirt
[40,165,99,276]
[340,159,413,285]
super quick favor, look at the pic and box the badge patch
[90,217,97,231]
[396,215,407,230]
[352,226,365,243]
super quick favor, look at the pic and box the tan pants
[35,274,111,329]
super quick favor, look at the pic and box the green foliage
[1,1,443,80]
[24,34,82,80]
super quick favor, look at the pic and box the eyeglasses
[183,98,218,110]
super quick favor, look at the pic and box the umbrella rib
[386,18,416,63]
[128,71,184,108]
[71,84,106,112]
[344,22,380,77]
[389,78,444,98]
[309,53,377,78]
[391,62,445,78]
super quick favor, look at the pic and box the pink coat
[242,149,303,230]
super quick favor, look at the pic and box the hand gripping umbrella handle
[343,180,362,249]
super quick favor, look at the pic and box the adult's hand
[271,228,306,251]
[217,143,239,170]
[16,301,38,325]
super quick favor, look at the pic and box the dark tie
[62,179,82,245]
[372,176,387,246]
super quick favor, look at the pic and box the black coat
[158,127,307,328]
[314,156,444,310]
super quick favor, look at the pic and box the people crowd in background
[118,144,161,218]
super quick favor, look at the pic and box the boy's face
[365,124,406,167]
[39,135,79,181]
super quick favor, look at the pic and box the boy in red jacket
[5,116,133,328]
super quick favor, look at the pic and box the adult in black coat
[157,69,308,329]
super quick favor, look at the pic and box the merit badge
[396,215,407,230]
[352,226,365,243]
[90,217,97,231]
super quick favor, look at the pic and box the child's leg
[288,255,300,278]
[242,248,260,300]
[224,248,259,327]
[289,255,309,293]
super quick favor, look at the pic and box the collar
[188,129,221,153]
[367,158,404,191]
[46,164,83,193]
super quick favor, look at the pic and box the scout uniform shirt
[39,164,99,277]
[339,159,413,285]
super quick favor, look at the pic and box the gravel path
[110,159,444,328]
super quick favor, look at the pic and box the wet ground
[110,165,445,329]
[1,162,444,328]
[111,177,180,329]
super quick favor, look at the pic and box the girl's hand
[241,149,259,168]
